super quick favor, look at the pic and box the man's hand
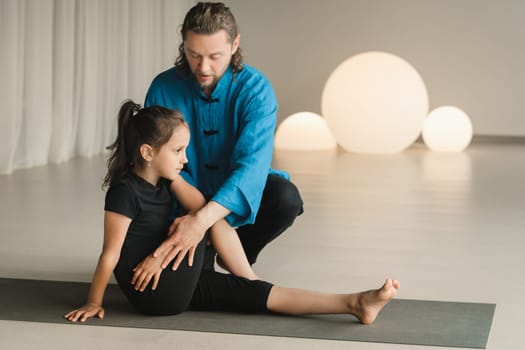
[153,213,207,270]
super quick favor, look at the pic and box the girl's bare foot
[349,278,400,324]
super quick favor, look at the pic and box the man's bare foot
[349,278,400,324]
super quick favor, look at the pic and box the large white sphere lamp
[274,112,337,151]
[422,106,473,152]
[321,52,429,154]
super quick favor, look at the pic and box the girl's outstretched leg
[266,278,400,324]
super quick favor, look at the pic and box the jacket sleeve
[211,82,278,227]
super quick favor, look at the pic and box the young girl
[65,100,399,323]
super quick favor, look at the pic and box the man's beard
[200,79,218,95]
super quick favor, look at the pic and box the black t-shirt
[104,173,175,258]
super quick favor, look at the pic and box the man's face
[184,30,240,94]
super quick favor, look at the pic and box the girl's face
[150,125,190,181]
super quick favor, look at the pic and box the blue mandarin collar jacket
[145,64,288,227]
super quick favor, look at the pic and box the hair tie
[132,103,142,116]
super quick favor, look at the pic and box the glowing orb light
[274,112,337,151]
[321,51,429,153]
[422,106,473,152]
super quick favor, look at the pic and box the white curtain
[0,0,192,174]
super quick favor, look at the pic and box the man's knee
[278,181,303,217]
[264,175,304,218]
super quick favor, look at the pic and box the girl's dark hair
[103,100,186,189]
[174,2,243,74]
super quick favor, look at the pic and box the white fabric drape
[0,0,191,174]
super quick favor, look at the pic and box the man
[145,2,303,270]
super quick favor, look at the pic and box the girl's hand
[131,254,164,292]
[64,303,104,322]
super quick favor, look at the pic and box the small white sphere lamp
[422,106,473,152]
[274,112,337,151]
[321,51,429,154]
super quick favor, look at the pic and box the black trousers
[204,174,304,268]
[114,236,273,316]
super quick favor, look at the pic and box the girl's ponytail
[103,100,140,189]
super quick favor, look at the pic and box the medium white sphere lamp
[274,112,337,151]
[321,51,429,154]
[422,106,473,152]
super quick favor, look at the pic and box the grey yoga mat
[0,278,495,348]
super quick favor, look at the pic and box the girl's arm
[64,211,130,322]
[170,175,206,211]
[170,176,259,280]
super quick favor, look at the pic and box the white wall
[228,0,525,136]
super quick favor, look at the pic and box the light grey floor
[0,142,523,350]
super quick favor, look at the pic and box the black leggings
[114,237,273,316]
